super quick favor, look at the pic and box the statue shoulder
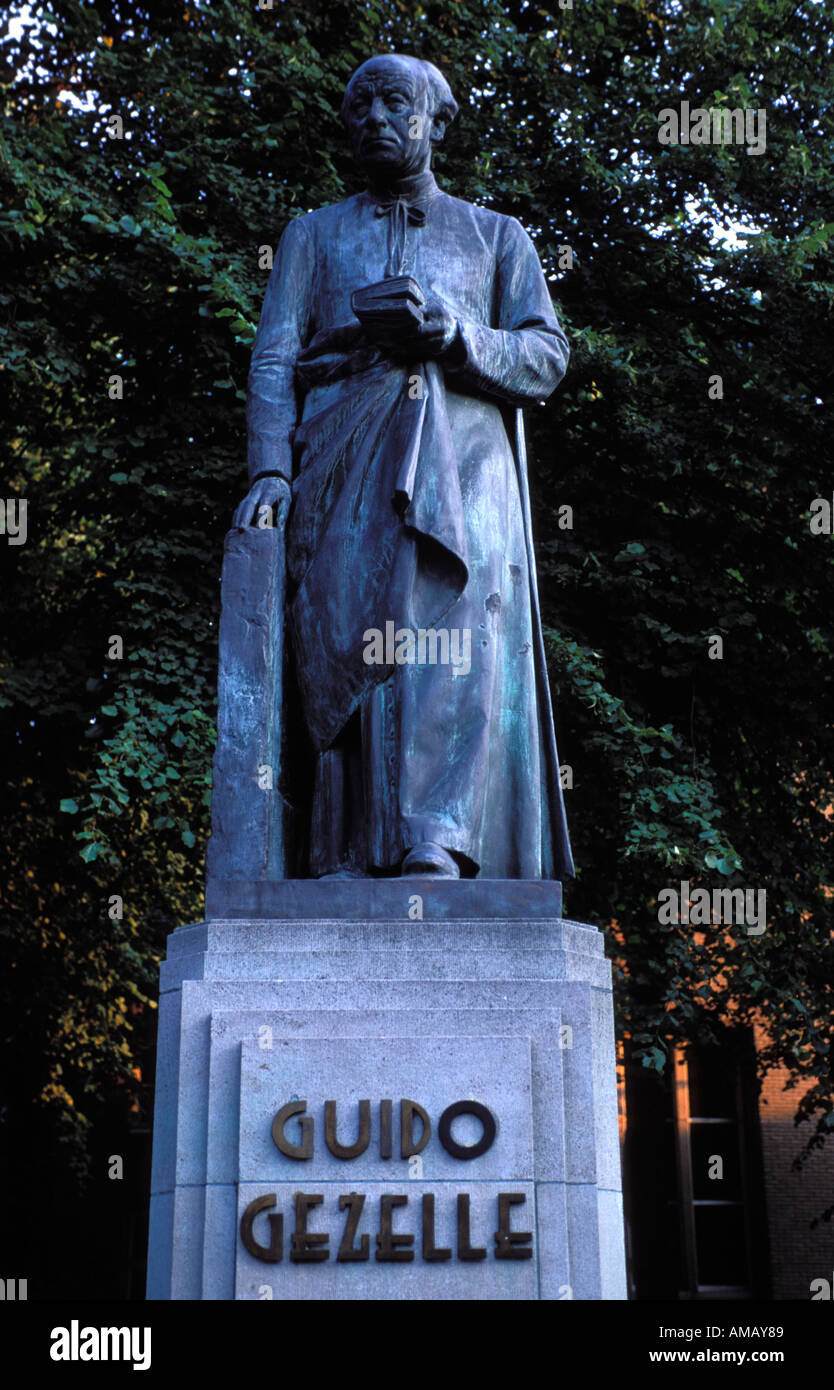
[434,193,532,254]
[282,194,365,240]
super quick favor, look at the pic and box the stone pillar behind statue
[205,526,293,887]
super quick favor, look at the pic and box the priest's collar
[365,168,440,206]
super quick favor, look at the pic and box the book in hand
[351,276,426,330]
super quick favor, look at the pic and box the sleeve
[442,216,569,406]
[245,215,314,484]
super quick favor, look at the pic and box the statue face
[343,56,436,177]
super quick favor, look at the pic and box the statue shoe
[401,842,460,878]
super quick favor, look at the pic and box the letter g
[272,1100,314,1159]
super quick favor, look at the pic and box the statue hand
[361,288,458,360]
[232,474,292,530]
[409,291,458,357]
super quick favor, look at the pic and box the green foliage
[544,630,742,874]
[1,0,832,1189]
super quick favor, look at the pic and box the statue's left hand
[362,288,458,359]
[407,291,459,357]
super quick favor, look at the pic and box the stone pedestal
[146,881,627,1300]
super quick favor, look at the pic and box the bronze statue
[221,53,573,883]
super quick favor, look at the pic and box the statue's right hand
[231,474,292,530]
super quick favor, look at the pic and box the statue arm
[245,215,314,485]
[441,216,569,405]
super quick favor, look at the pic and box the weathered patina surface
[213,54,573,881]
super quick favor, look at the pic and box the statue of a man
[231,53,574,882]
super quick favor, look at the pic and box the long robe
[247,176,574,880]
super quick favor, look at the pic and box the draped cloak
[246,178,574,880]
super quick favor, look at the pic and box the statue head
[341,54,458,180]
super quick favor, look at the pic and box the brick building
[621,1027,834,1300]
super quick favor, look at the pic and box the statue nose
[367,97,389,128]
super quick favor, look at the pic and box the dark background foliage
[1,0,832,1296]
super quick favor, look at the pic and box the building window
[623,1030,769,1299]
[672,1042,754,1298]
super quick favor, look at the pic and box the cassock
[246,170,574,880]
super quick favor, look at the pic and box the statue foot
[317,866,365,879]
[401,842,461,878]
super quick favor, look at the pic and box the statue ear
[430,115,447,145]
